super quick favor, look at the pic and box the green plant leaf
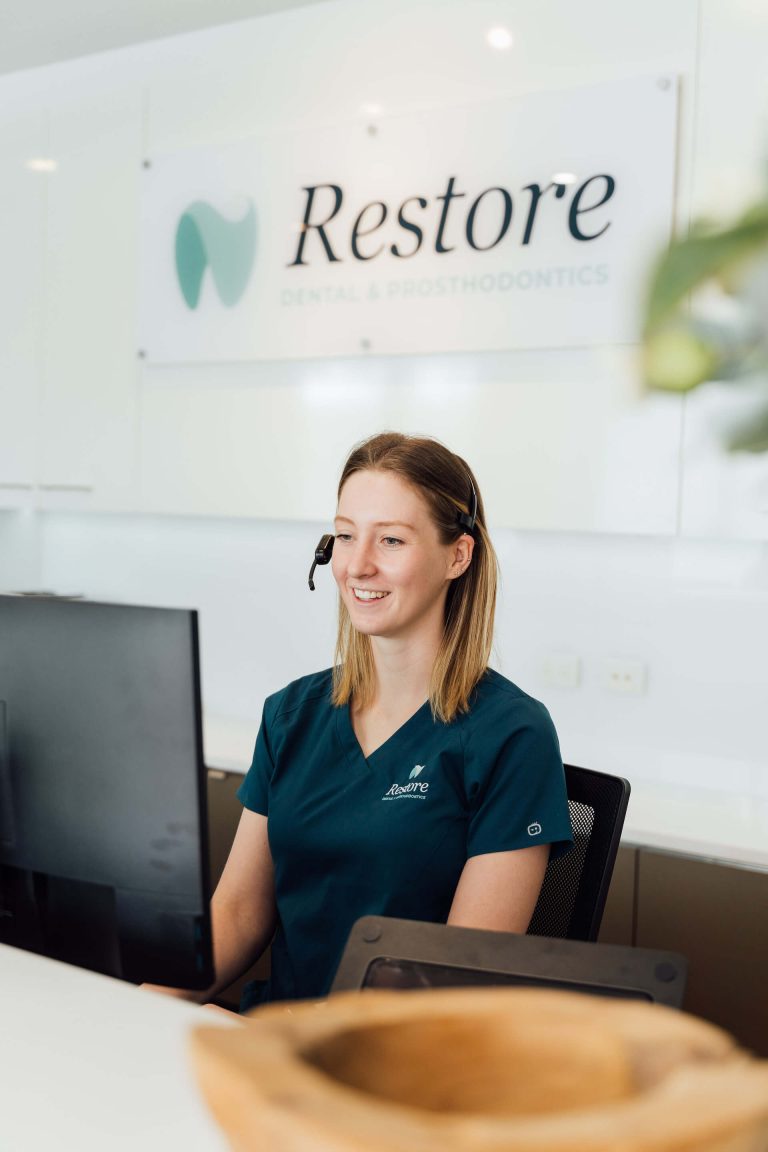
[726,402,768,452]
[643,325,720,392]
[645,201,768,333]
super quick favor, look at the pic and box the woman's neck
[351,639,438,758]
[365,635,438,716]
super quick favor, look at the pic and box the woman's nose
[348,537,376,577]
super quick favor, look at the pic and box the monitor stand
[0,866,121,976]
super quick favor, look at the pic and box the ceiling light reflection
[487,27,514,50]
[26,158,57,173]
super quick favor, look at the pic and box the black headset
[456,478,478,535]
[307,533,335,591]
[308,478,477,591]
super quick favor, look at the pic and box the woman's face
[332,469,472,646]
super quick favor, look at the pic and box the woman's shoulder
[468,667,555,729]
[459,669,562,773]
[263,667,335,724]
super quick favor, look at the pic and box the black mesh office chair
[527,764,630,942]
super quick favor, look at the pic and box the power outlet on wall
[602,657,648,695]
[541,652,581,690]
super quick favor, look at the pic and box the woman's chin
[351,617,390,637]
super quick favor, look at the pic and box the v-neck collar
[336,698,432,769]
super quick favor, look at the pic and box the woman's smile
[352,588,390,602]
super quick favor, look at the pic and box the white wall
[1,0,768,825]
[0,513,43,592]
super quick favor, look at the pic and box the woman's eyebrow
[334,515,416,530]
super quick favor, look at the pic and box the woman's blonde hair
[331,432,498,724]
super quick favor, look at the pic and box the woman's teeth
[353,589,388,601]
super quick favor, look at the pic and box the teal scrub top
[237,667,572,1004]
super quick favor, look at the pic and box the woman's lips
[352,588,390,602]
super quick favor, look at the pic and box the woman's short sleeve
[236,707,274,815]
[464,697,573,861]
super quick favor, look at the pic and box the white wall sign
[139,75,676,362]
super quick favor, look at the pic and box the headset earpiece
[308,534,335,591]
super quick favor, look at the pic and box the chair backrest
[526,764,630,942]
[331,915,687,1008]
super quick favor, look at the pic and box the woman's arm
[144,808,277,1004]
[205,807,278,1000]
[447,844,550,934]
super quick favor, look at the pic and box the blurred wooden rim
[190,988,768,1152]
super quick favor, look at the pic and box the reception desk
[0,944,233,1151]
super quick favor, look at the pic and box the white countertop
[0,945,235,1152]
[204,712,256,775]
[204,712,768,872]
[621,779,768,871]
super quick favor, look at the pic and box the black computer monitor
[0,595,214,988]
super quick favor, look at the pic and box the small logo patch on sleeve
[527,822,542,836]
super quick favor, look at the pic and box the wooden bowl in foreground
[191,988,768,1151]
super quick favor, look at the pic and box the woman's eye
[382,536,404,547]
[335,533,352,543]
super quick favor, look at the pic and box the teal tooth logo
[409,765,425,779]
[175,199,256,309]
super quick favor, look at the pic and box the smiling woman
[148,432,573,1012]
[331,435,492,728]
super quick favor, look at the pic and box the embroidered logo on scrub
[383,764,429,800]
[527,822,542,836]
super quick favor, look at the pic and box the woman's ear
[448,534,475,579]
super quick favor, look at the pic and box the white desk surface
[204,713,768,872]
[0,945,235,1152]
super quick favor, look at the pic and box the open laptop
[331,916,687,1008]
